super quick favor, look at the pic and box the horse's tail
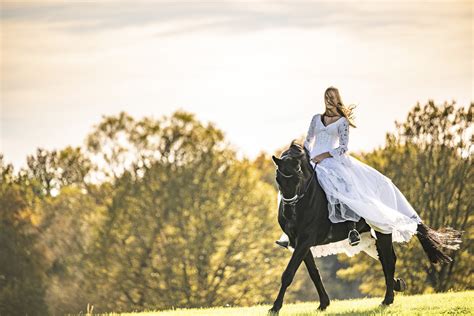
[416,223,463,264]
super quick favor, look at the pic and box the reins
[277,158,318,206]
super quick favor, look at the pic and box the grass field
[103,290,473,315]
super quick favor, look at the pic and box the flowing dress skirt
[278,154,422,259]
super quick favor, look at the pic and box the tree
[25,146,92,197]
[0,155,49,315]
[80,111,287,312]
[34,186,106,315]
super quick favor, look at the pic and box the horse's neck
[303,163,330,220]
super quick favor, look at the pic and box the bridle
[276,155,318,206]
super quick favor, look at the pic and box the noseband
[277,157,317,206]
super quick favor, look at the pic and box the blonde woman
[276,86,422,248]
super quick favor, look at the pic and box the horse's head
[272,140,312,216]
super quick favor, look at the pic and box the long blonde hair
[325,86,357,128]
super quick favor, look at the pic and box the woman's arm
[328,117,349,161]
[303,115,317,153]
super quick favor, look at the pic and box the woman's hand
[311,152,331,163]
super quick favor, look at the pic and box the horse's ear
[271,155,281,166]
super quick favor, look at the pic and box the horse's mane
[281,139,307,160]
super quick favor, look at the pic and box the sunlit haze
[1,0,472,170]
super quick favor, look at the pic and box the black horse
[269,141,462,314]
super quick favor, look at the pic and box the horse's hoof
[394,278,406,292]
[380,297,394,306]
[268,307,280,315]
[318,302,330,311]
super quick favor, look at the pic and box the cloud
[2,1,470,36]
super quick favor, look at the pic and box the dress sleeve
[303,115,316,153]
[329,117,349,161]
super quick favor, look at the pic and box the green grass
[102,291,473,315]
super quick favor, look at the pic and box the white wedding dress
[278,114,422,259]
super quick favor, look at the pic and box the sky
[1,0,472,170]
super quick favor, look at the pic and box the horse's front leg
[269,240,311,314]
[375,231,395,305]
[303,252,330,310]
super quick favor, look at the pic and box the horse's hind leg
[375,231,395,305]
[303,252,330,310]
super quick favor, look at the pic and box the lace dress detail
[328,118,349,161]
[278,113,423,259]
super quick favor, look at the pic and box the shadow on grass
[290,304,391,316]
